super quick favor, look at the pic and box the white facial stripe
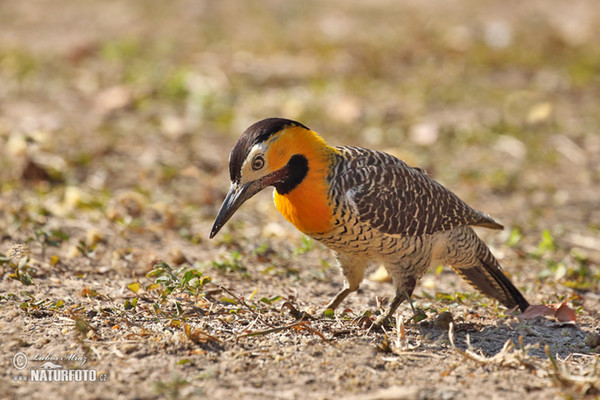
[238,142,270,184]
[241,143,266,169]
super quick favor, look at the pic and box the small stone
[64,186,91,210]
[527,102,553,124]
[584,332,600,348]
[86,228,105,246]
[21,158,51,182]
[66,245,80,259]
[169,248,187,265]
[94,85,132,115]
[433,311,454,330]
[106,191,147,220]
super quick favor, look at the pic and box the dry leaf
[552,302,577,323]
[520,304,556,319]
[519,302,577,323]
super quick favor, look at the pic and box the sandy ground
[1,1,600,399]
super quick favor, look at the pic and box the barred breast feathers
[332,146,503,237]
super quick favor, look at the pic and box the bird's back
[323,146,502,241]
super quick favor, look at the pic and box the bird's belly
[312,218,431,262]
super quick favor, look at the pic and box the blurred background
[2,2,600,398]
[1,0,599,297]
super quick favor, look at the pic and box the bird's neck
[271,128,338,235]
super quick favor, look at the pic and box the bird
[210,118,529,328]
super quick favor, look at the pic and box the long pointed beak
[210,164,291,239]
[209,180,265,238]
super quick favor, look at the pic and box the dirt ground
[1,1,600,399]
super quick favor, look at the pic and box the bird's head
[210,118,329,238]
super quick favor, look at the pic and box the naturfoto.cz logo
[12,352,107,382]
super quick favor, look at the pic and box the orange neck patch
[268,127,338,235]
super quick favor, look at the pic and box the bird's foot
[370,315,395,331]
[370,308,427,331]
[352,314,394,332]
[408,308,428,324]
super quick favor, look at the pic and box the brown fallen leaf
[519,302,577,323]
[519,304,555,319]
[553,302,577,323]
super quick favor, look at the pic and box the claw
[408,308,428,323]
[373,315,394,329]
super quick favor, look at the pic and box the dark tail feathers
[450,242,529,312]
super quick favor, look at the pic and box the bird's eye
[251,155,265,171]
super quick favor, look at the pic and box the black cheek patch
[275,154,309,195]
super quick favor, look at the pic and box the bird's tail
[447,227,529,312]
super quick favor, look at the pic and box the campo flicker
[210,118,529,327]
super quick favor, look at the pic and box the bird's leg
[372,276,416,329]
[373,291,406,328]
[404,289,417,314]
[323,254,367,314]
[325,286,355,311]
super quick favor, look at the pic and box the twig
[448,322,495,365]
[448,322,538,369]
[382,352,442,361]
[297,323,328,341]
[392,313,421,352]
[545,344,600,388]
[184,323,222,343]
[237,320,311,338]
[395,314,406,350]
[217,284,258,316]
[216,284,278,328]
[241,312,261,334]
[281,301,315,321]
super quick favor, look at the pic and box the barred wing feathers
[335,147,502,237]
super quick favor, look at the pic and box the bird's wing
[336,147,502,237]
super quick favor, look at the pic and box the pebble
[584,332,600,348]
[433,311,454,330]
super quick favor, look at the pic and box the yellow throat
[266,126,338,235]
